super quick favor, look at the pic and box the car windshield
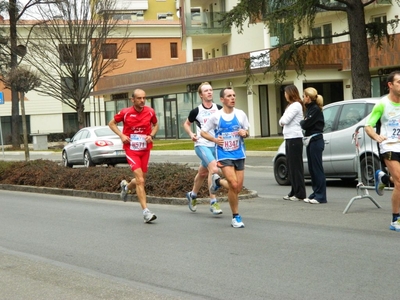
[94,127,117,137]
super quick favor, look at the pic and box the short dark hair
[387,71,400,84]
[219,87,233,98]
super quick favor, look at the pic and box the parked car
[62,126,126,168]
[272,97,382,185]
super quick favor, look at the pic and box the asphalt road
[0,151,398,299]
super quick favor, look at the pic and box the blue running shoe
[374,170,385,196]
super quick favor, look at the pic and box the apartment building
[1,0,399,142]
[0,0,183,142]
[93,0,400,138]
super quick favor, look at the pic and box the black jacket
[300,102,324,137]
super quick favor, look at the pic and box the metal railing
[343,125,393,213]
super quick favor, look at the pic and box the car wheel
[62,151,73,168]
[274,156,290,186]
[360,155,380,185]
[340,178,356,184]
[84,151,95,167]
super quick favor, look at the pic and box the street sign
[0,92,3,104]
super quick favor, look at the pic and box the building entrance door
[164,98,178,138]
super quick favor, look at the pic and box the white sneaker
[289,196,301,201]
[120,180,128,202]
[375,170,385,196]
[303,198,311,203]
[186,192,197,212]
[390,219,400,232]
[210,201,223,215]
[231,215,245,228]
[209,174,221,194]
[143,210,157,223]
[283,195,291,200]
[309,199,327,204]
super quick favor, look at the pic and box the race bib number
[130,134,147,150]
[387,118,400,141]
[222,132,240,151]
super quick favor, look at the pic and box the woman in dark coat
[300,87,327,204]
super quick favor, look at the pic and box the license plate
[116,150,125,155]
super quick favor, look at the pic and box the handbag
[303,133,322,147]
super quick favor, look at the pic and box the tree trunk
[20,92,29,161]
[11,90,20,148]
[346,1,371,99]
[9,0,20,149]
[77,102,86,129]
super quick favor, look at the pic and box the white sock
[143,208,150,214]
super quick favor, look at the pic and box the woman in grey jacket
[279,85,306,201]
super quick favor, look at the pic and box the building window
[136,43,151,59]
[112,14,134,20]
[193,49,202,61]
[170,42,178,58]
[158,12,173,20]
[222,43,228,56]
[63,113,79,134]
[112,93,128,100]
[102,43,117,59]
[372,14,387,24]
[270,23,294,47]
[59,44,85,65]
[312,23,332,45]
[61,77,88,99]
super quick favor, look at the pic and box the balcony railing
[95,53,248,93]
[184,12,231,36]
[94,34,400,95]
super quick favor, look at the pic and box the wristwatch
[150,135,155,139]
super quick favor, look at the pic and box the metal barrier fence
[343,125,393,213]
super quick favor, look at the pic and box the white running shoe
[120,180,128,202]
[209,174,221,194]
[283,195,290,200]
[143,210,157,223]
[210,201,223,215]
[231,215,245,228]
[375,170,385,196]
[303,198,311,203]
[186,192,197,212]
[390,219,400,232]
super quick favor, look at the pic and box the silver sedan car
[272,97,381,185]
[62,126,126,167]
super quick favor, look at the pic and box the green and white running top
[366,95,400,153]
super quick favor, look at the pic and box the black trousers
[285,138,306,199]
[306,137,327,202]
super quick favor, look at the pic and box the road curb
[0,184,259,204]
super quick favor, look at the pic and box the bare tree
[221,0,400,99]
[1,0,59,148]
[3,66,41,160]
[22,0,128,129]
